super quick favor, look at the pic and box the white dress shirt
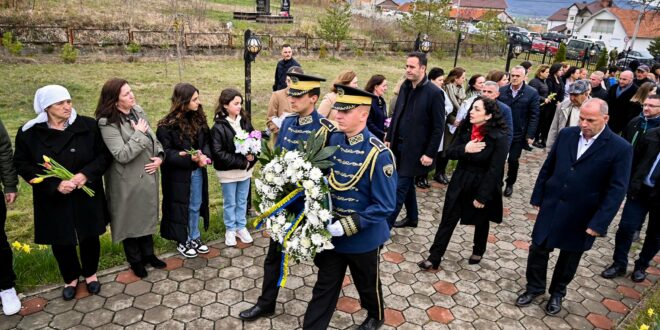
[577,127,605,159]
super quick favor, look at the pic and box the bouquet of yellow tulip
[178,148,212,164]
[29,155,95,197]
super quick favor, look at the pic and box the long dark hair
[364,74,386,93]
[486,70,506,84]
[466,74,484,94]
[158,83,209,142]
[562,66,578,81]
[446,67,466,85]
[459,97,508,136]
[549,63,563,78]
[214,88,248,120]
[95,78,129,124]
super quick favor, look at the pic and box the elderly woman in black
[14,85,111,300]
[156,83,211,259]
[418,97,509,270]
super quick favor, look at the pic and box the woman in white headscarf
[14,85,112,300]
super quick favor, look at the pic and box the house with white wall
[546,0,614,36]
[573,7,659,52]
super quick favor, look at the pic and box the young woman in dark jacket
[528,64,550,148]
[210,88,257,247]
[365,74,388,140]
[418,97,509,270]
[156,83,211,259]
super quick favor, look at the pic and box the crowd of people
[0,44,658,330]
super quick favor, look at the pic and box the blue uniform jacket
[328,128,398,253]
[276,110,324,151]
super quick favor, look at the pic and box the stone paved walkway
[1,148,658,330]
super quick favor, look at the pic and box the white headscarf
[22,85,78,132]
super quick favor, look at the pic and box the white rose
[310,168,323,181]
[300,237,311,248]
[302,180,315,190]
[302,162,312,170]
[273,163,283,173]
[311,233,324,245]
[273,177,284,186]
[265,173,274,183]
[306,213,319,226]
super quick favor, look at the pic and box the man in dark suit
[606,70,638,134]
[498,66,540,197]
[272,44,301,92]
[385,52,445,228]
[516,98,632,315]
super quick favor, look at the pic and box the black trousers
[122,235,155,264]
[428,201,490,265]
[506,140,525,186]
[387,176,418,226]
[256,239,282,309]
[0,198,16,290]
[51,235,101,284]
[434,152,449,177]
[635,204,660,271]
[303,248,383,330]
[536,105,556,144]
[525,240,584,297]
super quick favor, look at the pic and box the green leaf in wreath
[312,146,338,163]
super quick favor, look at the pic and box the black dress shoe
[86,281,101,295]
[421,177,431,189]
[62,285,76,301]
[503,185,513,197]
[393,217,418,228]
[545,295,562,315]
[601,264,626,279]
[239,304,275,321]
[417,259,439,271]
[532,141,544,148]
[433,173,449,185]
[142,255,167,269]
[468,255,482,265]
[415,177,429,189]
[130,262,148,278]
[523,144,533,151]
[357,316,384,330]
[631,268,647,282]
[515,291,542,306]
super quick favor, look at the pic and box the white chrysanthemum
[309,168,323,181]
[300,237,311,248]
[273,163,283,173]
[311,233,324,245]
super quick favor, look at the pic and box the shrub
[319,44,328,59]
[595,48,608,69]
[554,43,567,63]
[2,32,23,56]
[126,41,141,54]
[60,44,79,63]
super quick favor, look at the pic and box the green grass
[0,54,505,291]
[624,285,660,330]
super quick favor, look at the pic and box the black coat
[210,115,257,171]
[528,78,549,101]
[591,85,608,101]
[546,76,565,108]
[628,127,660,201]
[498,83,540,142]
[13,116,111,245]
[273,58,301,92]
[444,124,508,225]
[606,83,639,134]
[385,76,445,177]
[367,96,387,140]
[156,125,211,243]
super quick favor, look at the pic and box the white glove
[326,221,345,237]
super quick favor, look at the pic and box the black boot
[142,255,167,269]
[130,262,148,278]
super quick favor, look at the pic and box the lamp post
[453,31,467,68]
[586,48,597,69]
[504,35,523,73]
[419,39,432,54]
[541,41,550,64]
[243,29,262,117]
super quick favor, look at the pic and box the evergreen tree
[595,48,608,69]
[317,0,351,57]
[399,0,452,35]
[649,37,660,59]
[554,43,567,63]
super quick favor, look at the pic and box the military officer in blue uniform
[303,85,398,330]
[240,72,336,321]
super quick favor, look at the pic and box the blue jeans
[188,168,203,241]
[221,178,251,232]
[613,189,653,269]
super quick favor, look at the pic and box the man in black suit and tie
[516,98,633,315]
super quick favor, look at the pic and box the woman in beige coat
[317,70,358,120]
[95,78,166,278]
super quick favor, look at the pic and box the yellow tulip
[22,244,31,253]
[43,155,51,163]
[648,308,654,317]
[38,244,48,250]
[30,177,44,184]
[11,241,22,250]
[640,324,649,330]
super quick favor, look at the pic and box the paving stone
[104,293,134,312]
[179,278,204,294]
[161,291,189,309]
[112,307,144,326]
[143,306,173,324]
[80,308,114,327]
[473,304,502,322]
[44,298,76,314]
[19,297,47,316]
[190,289,217,307]
[202,302,230,320]
[172,304,201,322]
[167,268,193,282]
[586,313,613,329]
[541,315,572,329]
[0,314,21,330]
[50,310,83,329]
[427,306,454,324]
[98,282,125,298]
[155,319,184,330]
[124,281,152,296]
[133,292,163,310]
[183,256,208,270]
[16,312,52,329]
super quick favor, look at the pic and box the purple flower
[249,130,262,139]
[384,118,391,128]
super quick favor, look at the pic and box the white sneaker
[177,242,198,258]
[191,238,210,254]
[225,231,237,246]
[236,228,253,244]
[1,287,21,315]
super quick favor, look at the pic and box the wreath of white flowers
[254,150,334,263]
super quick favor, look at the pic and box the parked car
[508,31,532,51]
[541,32,568,43]
[616,49,656,67]
[531,39,559,55]
[529,32,542,40]
[565,38,605,60]
[506,26,530,37]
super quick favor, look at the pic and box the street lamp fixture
[243,29,262,117]
[420,39,432,54]
[453,31,468,68]
[505,36,523,73]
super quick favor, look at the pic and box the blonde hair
[330,70,358,93]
